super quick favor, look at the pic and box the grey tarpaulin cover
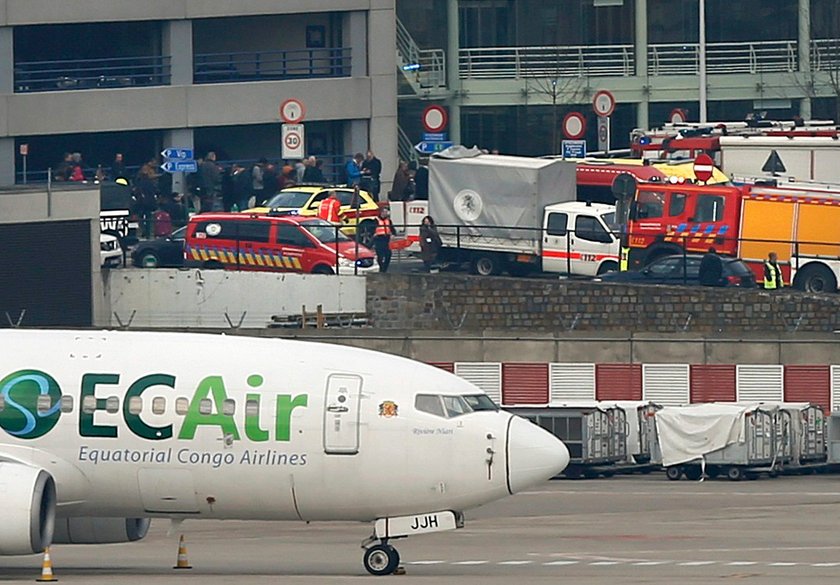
[428,151,576,252]
[655,403,753,466]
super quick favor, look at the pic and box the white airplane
[0,329,569,576]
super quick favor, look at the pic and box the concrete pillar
[446,0,461,144]
[798,0,812,119]
[635,0,649,130]
[162,128,194,194]
[0,138,15,186]
[163,20,193,86]
[343,11,368,77]
[0,27,13,94]
[367,5,397,191]
[344,120,369,159]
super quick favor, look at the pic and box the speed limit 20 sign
[282,124,305,159]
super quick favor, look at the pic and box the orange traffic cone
[173,535,192,570]
[36,546,58,582]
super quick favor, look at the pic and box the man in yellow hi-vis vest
[763,252,785,290]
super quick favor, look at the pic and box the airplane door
[323,374,362,455]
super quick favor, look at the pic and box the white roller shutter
[736,365,783,402]
[831,366,840,412]
[549,363,596,403]
[454,362,502,403]
[642,364,690,406]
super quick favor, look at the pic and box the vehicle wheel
[727,466,744,481]
[684,466,702,481]
[665,466,682,481]
[203,260,223,270]
[363,544,400,576]
[471,254,502,276]
[312,265,334,275]
[356,221,376,249]
[597,261,619,275]
[794,264,837,294]
[137,251,161,268]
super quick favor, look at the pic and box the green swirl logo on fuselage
[0,369,62,439]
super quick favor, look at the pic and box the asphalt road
[2,474,840,584]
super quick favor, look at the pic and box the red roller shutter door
[595,364,642,401]
[428,362,455,373]
[690,365,736,403]
[502,363,549,406]
[785,365,830,412]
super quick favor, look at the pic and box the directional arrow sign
[161,160,198,174]
[414,141,454,155]
[161,148,194,160]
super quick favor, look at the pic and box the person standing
[199,151,221,212]
[388,160,413,201]
[373,207,396,273]
[419,215,442,272]
[345,153,363,186]
[251,158,266,208]
[112,153,127,181]
[361,150,382,200]
[763,251,785,290]
[699,247,723,286]
[318,190,341,224]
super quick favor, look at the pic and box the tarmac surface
[3,474,840,584]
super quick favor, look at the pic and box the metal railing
[194,47,351,84]
[459,44,634,79]
[15,55,171,93]
[396,18,446,89]
[649,40,797,75]
[397,126,418,165]
[811,38,840,72]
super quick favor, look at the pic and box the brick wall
[366,274,840,333]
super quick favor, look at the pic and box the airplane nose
[505,415,570,494]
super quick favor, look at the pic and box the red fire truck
[625,176,840,293]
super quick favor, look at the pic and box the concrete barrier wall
[106,269,366,329]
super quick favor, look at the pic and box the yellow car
[247,186,381,246]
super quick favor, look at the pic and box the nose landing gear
[362,541,401,576]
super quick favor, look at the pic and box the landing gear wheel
[727,466,744,481]
[363,544,400,576]
[665,466,682,481]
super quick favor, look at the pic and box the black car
[597,254,756,288]
[131,226,186,268]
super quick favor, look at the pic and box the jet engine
[53,517,151,544]
[0,462,56,555]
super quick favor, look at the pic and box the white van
[540,201,620,277]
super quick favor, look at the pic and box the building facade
[0,1,396,187]
[397,0,840,157]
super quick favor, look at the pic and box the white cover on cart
[655,403,754,466]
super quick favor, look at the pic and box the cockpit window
[442,395,472,418]
[463,394,500,411]
[415,394,446,417]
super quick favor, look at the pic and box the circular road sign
[693,153,715,183]
[422,105,448,133]
[592,90,616,118]
[669,108,688,125]
[280,98,306,124]
[284,130,302,150]
[562,112,587,140]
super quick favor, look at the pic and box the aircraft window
[222,399,236,416]
[199,398,213,415]
[415,394,446,418]
[462,394,500,411]
[60,395,74,413]
[245,399,260,417]
[82,395,97,414]
[441,395,471,418]
[105,396,120,414]
[152,397,166,415]
[37,394,53,414]
[175,397,189,415]
[128,396,142,415]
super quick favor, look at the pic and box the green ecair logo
[0,370,63,439]
[0,369,308,443]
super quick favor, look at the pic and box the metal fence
[15,55,171,93]
[193,47,351,83]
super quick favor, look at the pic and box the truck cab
[542,202,620,276]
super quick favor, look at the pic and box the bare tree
[523,71,587,154]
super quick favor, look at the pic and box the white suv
[100,233,122,268]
